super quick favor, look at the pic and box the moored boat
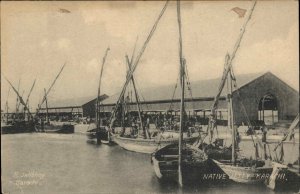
[199,141,232,160]
[213,159,273,184]
[2,78,37,134]
[150,0,213,186]
[86,48,111,144]
[112,133,198,154]
[1,120,35,134]
[152,143,208,183]
[86,126,111,144]
[35,122,74,134]
[206,1,274,184]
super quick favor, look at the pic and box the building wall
[80,73,298,125]
[98,73,298,125]
[232,72,299,124]
[39,107,83,118]
[81,95,109,118]
[101,98,228,113]
[82,99,96,117]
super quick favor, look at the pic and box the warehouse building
[39,72,298,126]
[39,95,108,121]
[97,72,299,126]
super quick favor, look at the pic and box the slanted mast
[206,1,257,144]
[44,88,49,124]
[125,55,145,138]
[3,76,34,121]
[108,0,169,138]
[36,63,66,115]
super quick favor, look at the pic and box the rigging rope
[184,64,195,110]
[134,80,150,111]
[203,0,257,146]
[109,0,169,128]
[229,66,263,150]
[168,76,179,111]
[37,63,66,114]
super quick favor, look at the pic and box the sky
[1,1,298,112]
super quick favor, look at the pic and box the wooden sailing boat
[212,69,273,184]
[109,0,198,154]
[193,1,262,162]
[152,1,217,186]
[152,0,209,186]
[86,47,111,144]
[35,88,74,134]
[2,77,36,134]
[192,53,233,161]
[210,1,273,184]
[34,63,74,134]
[3,64,73,134]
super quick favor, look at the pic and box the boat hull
[212,159,273,184]
[86,126,112,144]
[266,162,300,191]
[152,144,210,184]
[35,123,74,134]
[1,121,35,134]
[112,135,198,154]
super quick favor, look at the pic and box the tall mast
[6,101,9,123]
[6,87,11,123]
[206,1,257,144]
[25,79,36,108]
[3,76,34,121]
[228,71,235,165]
[44,88,49,123]
[177,0,184,187]
[109,1,169,129]
[24,79,36,120]
[96,47,110,130]
[17,91,25,114]
[36,63,66,115]
[6,102,9,123]
[126,55,145,138]
[15,79,20,114]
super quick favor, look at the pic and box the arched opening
[258,94,278,125]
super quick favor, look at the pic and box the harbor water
[1,125,299,194]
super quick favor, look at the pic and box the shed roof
[41,94,108,109]
[102,72,266,105]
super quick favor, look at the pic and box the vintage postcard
[1,1,299,193]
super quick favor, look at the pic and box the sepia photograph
[1,0,299,193]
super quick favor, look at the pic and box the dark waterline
[1,133,297,194]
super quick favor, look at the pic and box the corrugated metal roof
[102,72,266,105]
